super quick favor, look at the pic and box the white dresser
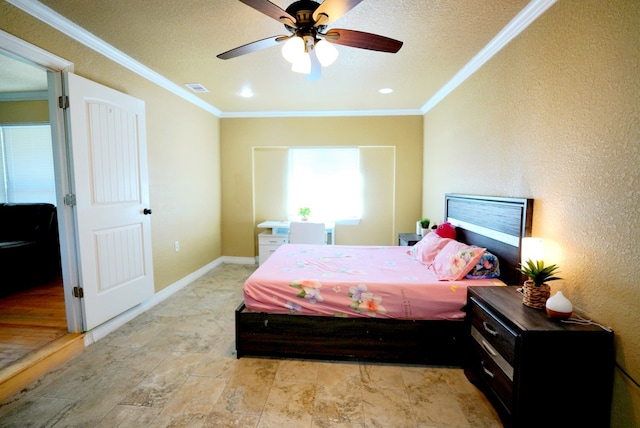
[258,231,288,265]
[257,220,335,265]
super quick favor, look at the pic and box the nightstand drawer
[258,234,288,245]
[470,337,514,411]
[469,296,517,365]
[471,327,514,380]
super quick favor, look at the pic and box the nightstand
[398,233,421,246]
[465,286,613,428]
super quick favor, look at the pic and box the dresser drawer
[469,337,514,411]
[258,234,288,245]
[258,245,281,265]
[469,296,517,365]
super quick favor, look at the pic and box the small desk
[257,221,336,265]
[257,221,335,244]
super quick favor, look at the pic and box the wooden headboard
[444,194,533,285]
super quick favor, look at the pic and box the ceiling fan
[217,0,403,80]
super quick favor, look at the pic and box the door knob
[143,208,152,215]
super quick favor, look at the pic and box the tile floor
[0,263,502,427]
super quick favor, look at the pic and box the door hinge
[64,194,76,207]
[58,95,69,109]
[73,287,84,298]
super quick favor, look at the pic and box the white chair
[288,222,326,244]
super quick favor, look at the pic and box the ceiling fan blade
[313,0,364,26]
[239,0,297,25]
[217,35,288,60]
[323,29,403,53]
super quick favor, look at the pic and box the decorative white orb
[546,291,573,318]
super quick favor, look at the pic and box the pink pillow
[412,232,453,266]
[432,240,486,280]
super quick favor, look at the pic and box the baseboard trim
[219,256,256,265]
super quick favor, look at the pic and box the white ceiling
[3,0,551,115]
[0,53,47,92]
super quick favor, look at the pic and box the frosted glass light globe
[315,39,338,67]
[282,37,305,64]
[292,52,311,74]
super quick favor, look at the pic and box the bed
[235,194,533,365]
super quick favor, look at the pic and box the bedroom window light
[288,147,362,223]
[0,124,56,204]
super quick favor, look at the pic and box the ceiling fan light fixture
[282,36,305,64]
[315,39,338,67]
[292,52,311,74]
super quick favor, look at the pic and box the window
[0,124,56,204]
[288,147,362,222]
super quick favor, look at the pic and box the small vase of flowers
[299,207,311,221]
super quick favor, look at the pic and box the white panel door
[65,72,154,331]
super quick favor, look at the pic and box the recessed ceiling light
[185,83,209,93]
[379,88,393,94]
[239,87,254,98]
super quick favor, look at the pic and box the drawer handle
[482,321,499,337]
[480,360,495,378]
[481,339,498,357]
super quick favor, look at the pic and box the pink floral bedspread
[244,244,504,320]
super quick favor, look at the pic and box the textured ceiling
[0,53,48,92]
[4,0,531,114]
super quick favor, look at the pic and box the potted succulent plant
[419,218,431,236]
[516,259,562,309]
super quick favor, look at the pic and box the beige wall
[422,1,639,425]
[221,116,423,256]
[0,100,49,123]
[0,3,222,292]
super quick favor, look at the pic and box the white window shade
[0,124,56,204]
[288,147,362,222]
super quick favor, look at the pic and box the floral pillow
[411,232,453,266]
[465,251,500,279]
[432,240,486,281]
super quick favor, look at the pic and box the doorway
[0,50,70,370]
[0,30,83,338]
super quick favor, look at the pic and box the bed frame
[235,194,533,366]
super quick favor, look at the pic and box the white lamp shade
[521,237,544,264]
[292,52,311,74]
[282,37,305,64]
[315,39,338,67]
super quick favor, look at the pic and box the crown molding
[0,28,72,72]
[7,0,222,117]
[421,0,557,114]
[221,108,424,119]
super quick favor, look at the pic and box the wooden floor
[0,278,84,402]
[0,278,68,370]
